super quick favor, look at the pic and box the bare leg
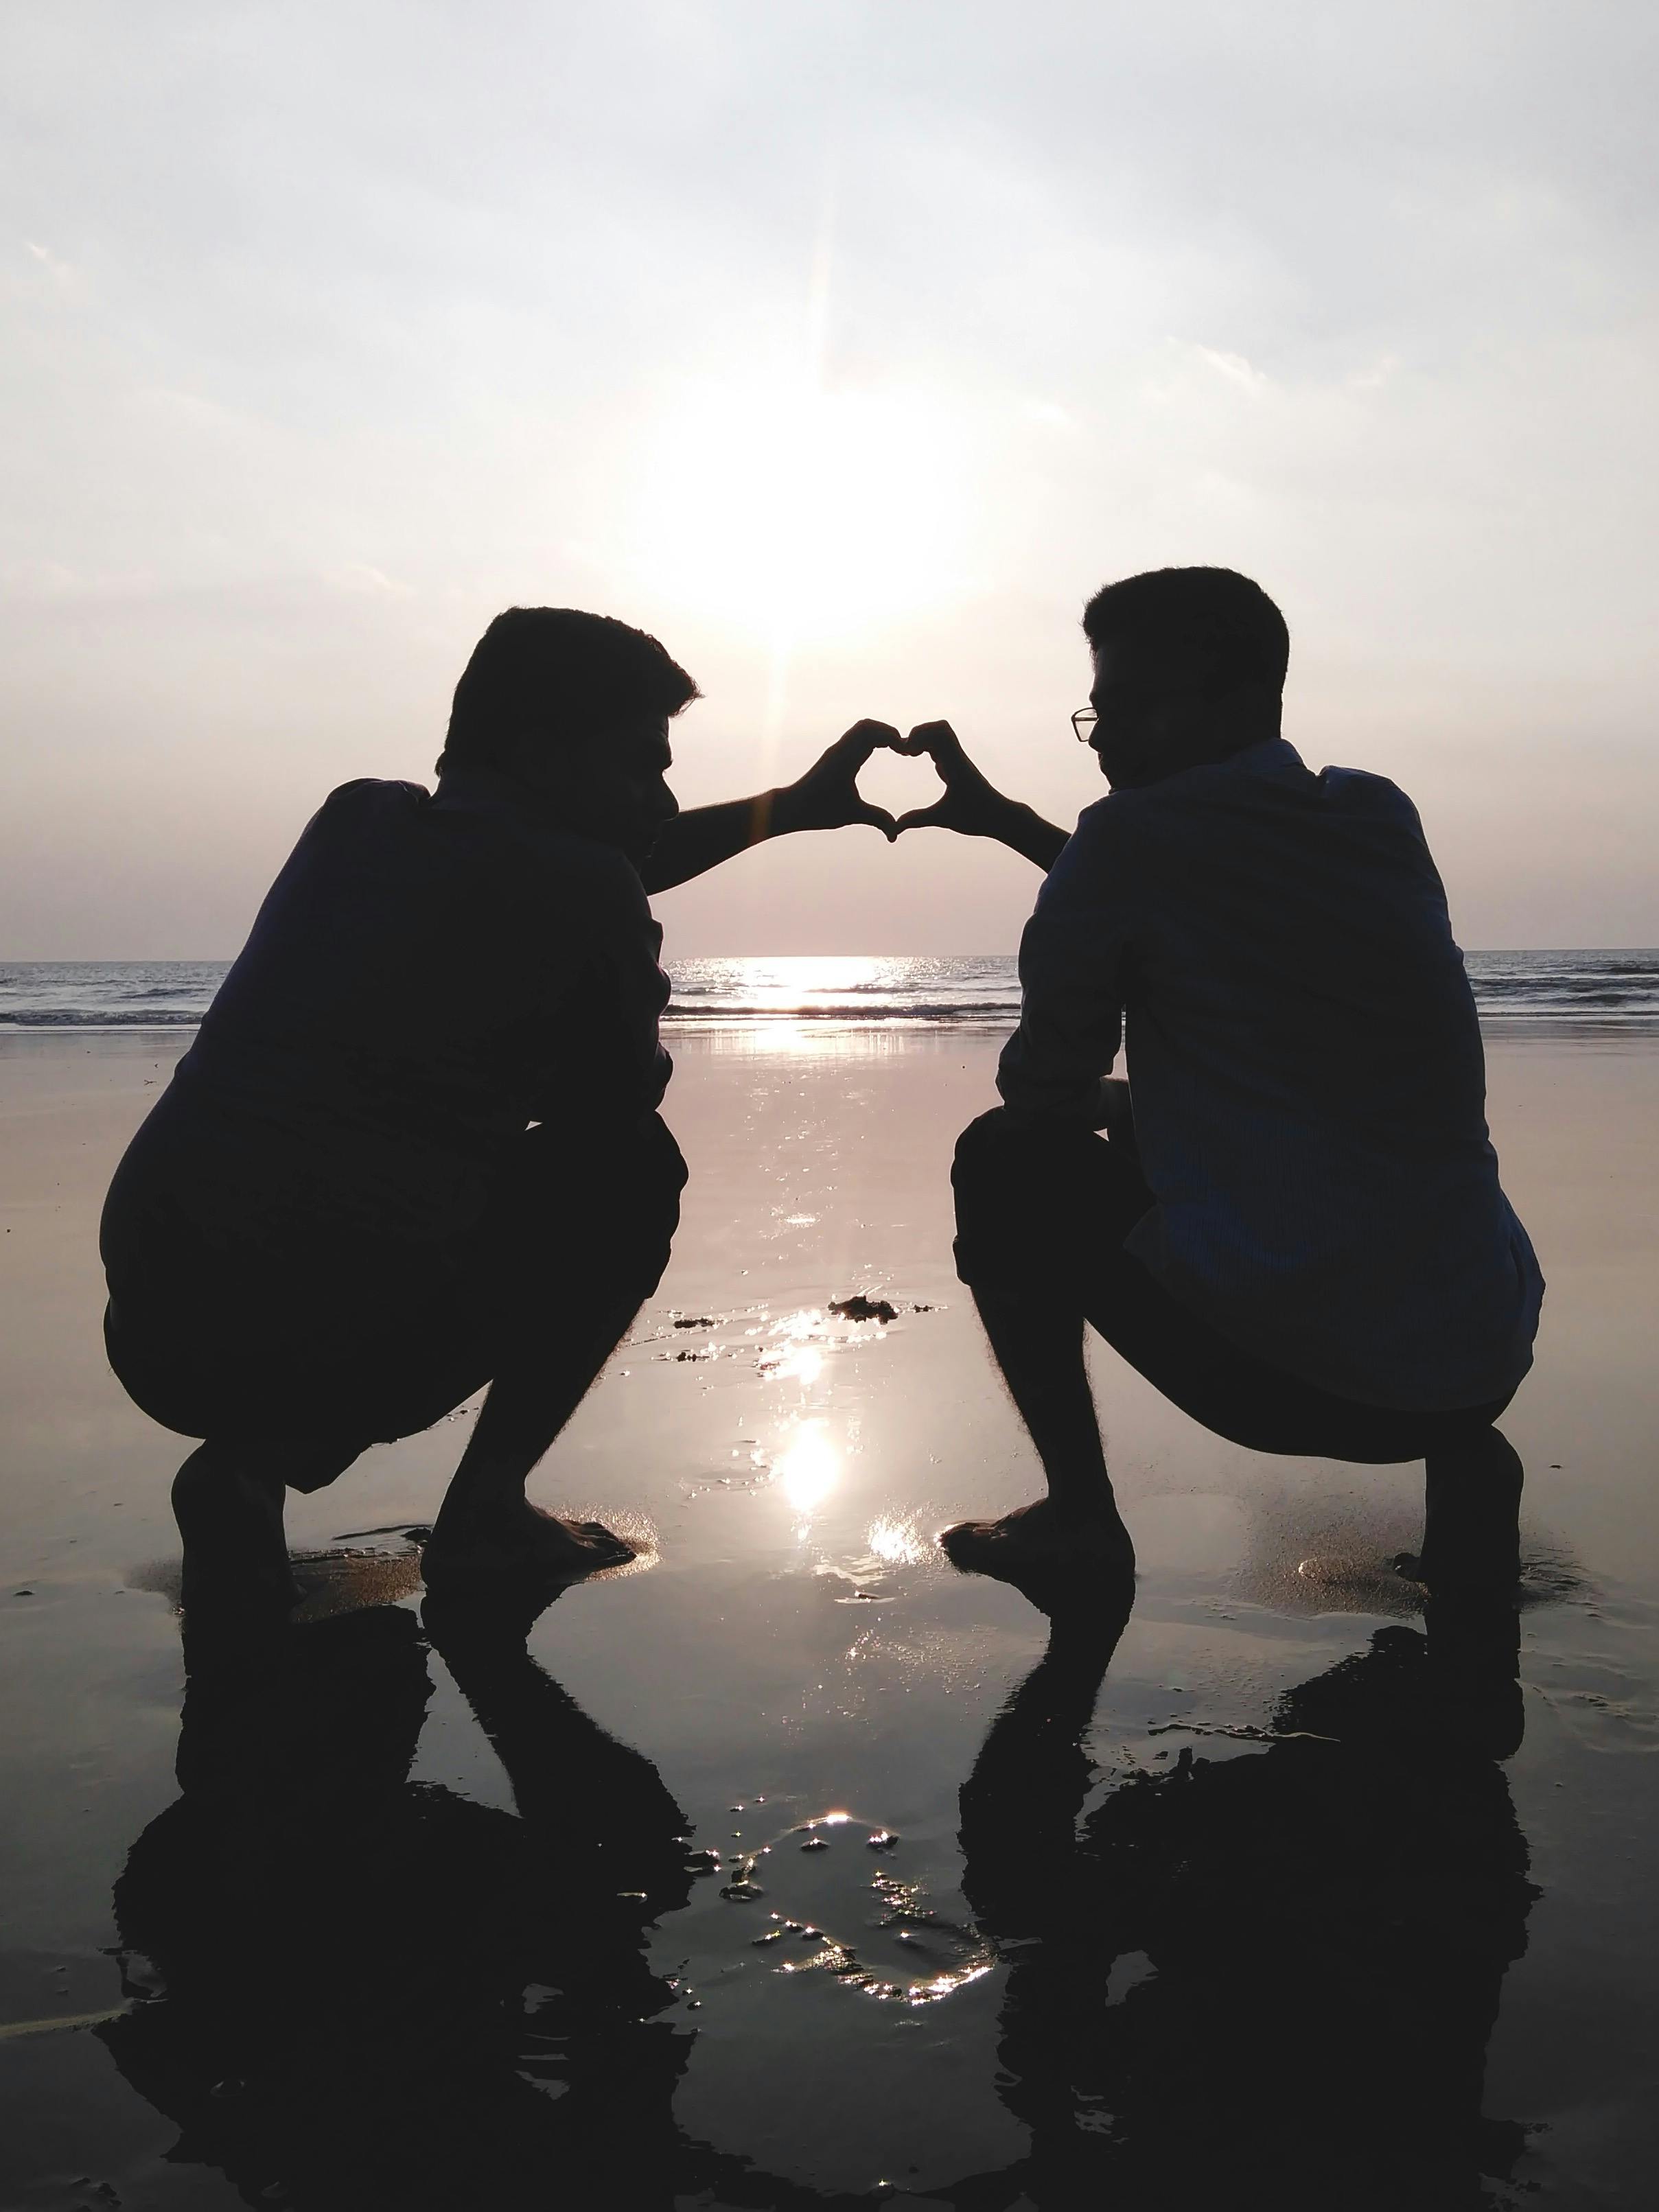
[940,1289,1135,1585]
[421,1292,645,1589]
[172,1441,303,1620]
[1410,1428,1524,1595]
[173,1434,370,1621]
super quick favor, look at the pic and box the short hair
[439,607,700,772]
[1082,568,1289,695]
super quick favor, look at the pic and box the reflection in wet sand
[946,1579,1538,2210]
[95,1605,885,2211]
[708,1810,995,2010]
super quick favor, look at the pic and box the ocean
[1,948,1656,1032]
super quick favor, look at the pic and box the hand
[892,721,1017,840]
[774,720,903,841]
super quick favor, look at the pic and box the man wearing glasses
[895,566,1542,1597]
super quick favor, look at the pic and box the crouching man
[102,607,901,1616]
[896,567,1543,1596]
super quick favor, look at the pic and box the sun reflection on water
[776,1421,839,1514]
[773,1344,824,1386]
[722,955,885,1009]
[866,1515,930,1568]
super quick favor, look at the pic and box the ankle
[432,1487,529,1536]
[1042,1485,1119,1528]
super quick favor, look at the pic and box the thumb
[894,804,948,835]
[855,804,899,842]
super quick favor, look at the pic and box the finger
[835,719,903,763]
[855,804,899,841]
[894,804,947,834]
[905,719,966,767]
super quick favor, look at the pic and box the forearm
[998,1051,1117,1128]
[639,791,796,894]
[990,802,1070,872]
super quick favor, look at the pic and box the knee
[951,1107,1018,1189]
[594,1117,685,1299]
[951,1110,1049,1289]
[951,1107,1056,1212]
[642,1112,688,1193]
[520,1113,686,1224]
[631,1115,688,1238]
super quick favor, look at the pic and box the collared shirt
[123,767,672,1249]
[997,738,1543,1411]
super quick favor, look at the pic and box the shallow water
[2,1028,1658,2208]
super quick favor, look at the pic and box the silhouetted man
[102,607,901,1614]
[895,567,1542,1592]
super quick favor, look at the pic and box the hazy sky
[3,1,1656,957]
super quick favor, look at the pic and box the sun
[626,378,973,646]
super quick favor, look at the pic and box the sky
[2,0,1656,958]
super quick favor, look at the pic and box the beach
[3,1014,1659,2207]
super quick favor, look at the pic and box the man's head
[439,607,700,862]
[1080,567,1288,789]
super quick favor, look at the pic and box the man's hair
[439,607,700,772]
[1081,568,1289,695]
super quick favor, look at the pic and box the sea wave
[662,999,1019,1024]
[1,951,1656,1034]
[0,1008,209,1027]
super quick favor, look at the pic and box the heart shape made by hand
[787,717,1008,843]
[852,744,947,826]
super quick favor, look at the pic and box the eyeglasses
[1071,707,1098,743]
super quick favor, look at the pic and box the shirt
[113,767,673,1253]
[997,738,1543,1411]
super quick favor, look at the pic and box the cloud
[325,563,415,600]
[0,0,1656,953]
[23,239,74,283]
[1185,345,1270,393]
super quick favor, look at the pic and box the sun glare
[774,1344,824,1386]
[776,1420,839,1515]
[733,955,884,1009]
[866,1515,929,1568]
[630,382,972,643]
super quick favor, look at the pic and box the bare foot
[939,1498,1136,1590]
[421,1499,637,1592]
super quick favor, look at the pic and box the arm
[518,846,673,1128]
[639,720,901,894]
[997,811,1130,1127]
[893,721,1071,872]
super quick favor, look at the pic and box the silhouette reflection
[948,1565,1536,2211]
[97,1600,876,2211]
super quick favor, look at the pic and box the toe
[938,1521,995,1570]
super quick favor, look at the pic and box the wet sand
[2,1025,1658,2208]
